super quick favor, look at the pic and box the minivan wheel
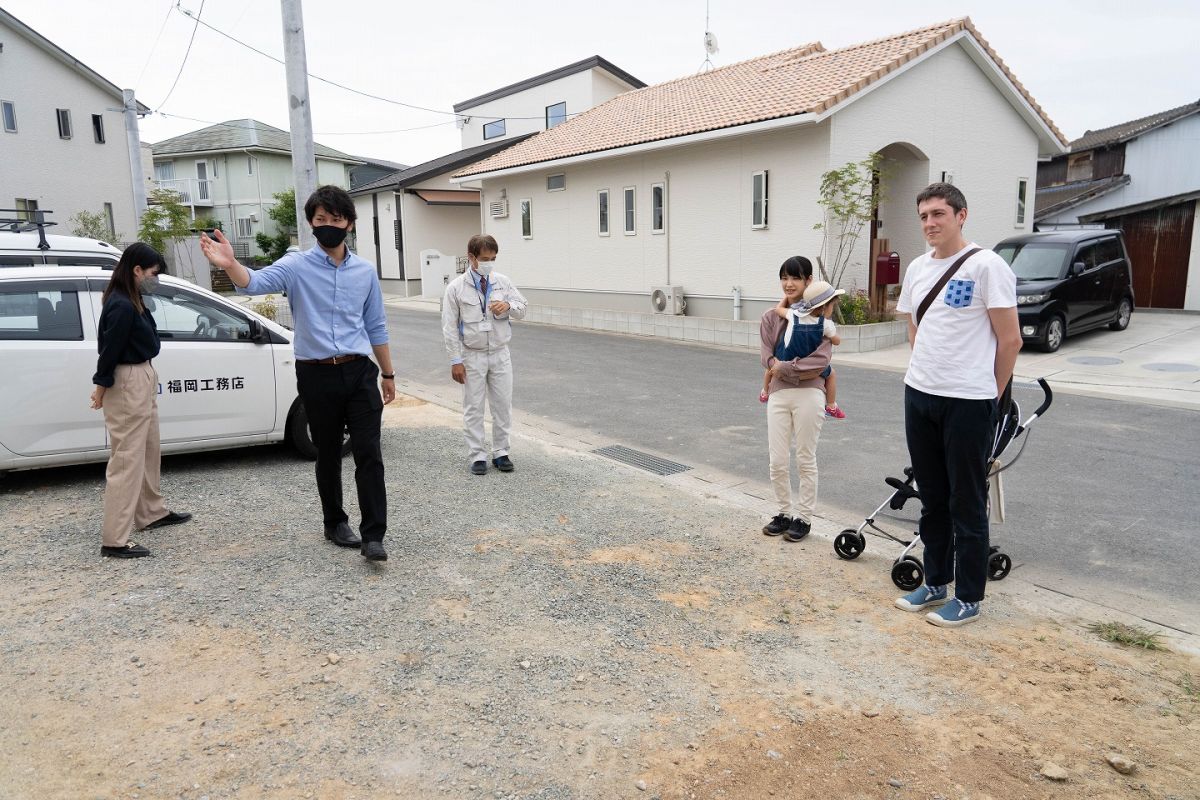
[1042,316,1065,353]
[287,400,352,460]
[1109,297,1133,331]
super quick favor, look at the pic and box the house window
[1015,179,1028,227]
[154,162,175,181]
[483,119,506,140]
[1,101,16,133]
[623,187,636,235]
[547,174,565,192]
[210,159,218,178]
[751,170,768,229]
[236,218,253,238]
[247,156,255,175]
[92,114,105,144]
[520,199,532,239]
[545,102,567,129]
[56,108,72,139]
[15,198,39,221]
[1066,152,1093,183]
[103,203,115,238]
[651,183,665,234]
[597,189,609,236]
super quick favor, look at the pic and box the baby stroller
[833,378,1054,590]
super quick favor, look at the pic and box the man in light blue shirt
[201,186,396,562]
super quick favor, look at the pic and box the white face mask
[476,260,495,277]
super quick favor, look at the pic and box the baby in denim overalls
[760,280,846,418]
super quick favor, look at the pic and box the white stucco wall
[478,123,831,303]
[459,71,595,149]
[0,16,138,238]
[400,174,482,281]
[828,39,1041,285]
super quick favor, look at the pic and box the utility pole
[280,0,317,250]
[123,89,148,228]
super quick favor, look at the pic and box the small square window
[56,108,72,139]
[483,119,506,140]
[597,190,609,236]
[545,102,567,129]
[751,170,768,229]
[1,101,16,133]
[651,183,665,234]
[92,114,105,143]
[547,174,565,192]
[520,199,532,239]
[236,218,253,238]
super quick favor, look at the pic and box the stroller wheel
[891,556,924,591]
[834,530,865,560]
[988,551,1012,581]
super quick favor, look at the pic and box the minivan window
[994,242,1068,281]
[0,288,83,340]
[147,287,252,341]
[43,256,119,268]
[1095,237,1123,265]
[0,255,40,267]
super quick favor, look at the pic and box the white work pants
[461,347,513,464]
[766,387,825,522]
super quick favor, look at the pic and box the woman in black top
[90,243,191,558]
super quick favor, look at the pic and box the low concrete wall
[523,304,907,353]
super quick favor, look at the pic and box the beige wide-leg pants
[101,362,168,547]
[766,386,826,522]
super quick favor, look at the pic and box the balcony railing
[154,178,214,205]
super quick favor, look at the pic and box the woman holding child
[758,256,844,542]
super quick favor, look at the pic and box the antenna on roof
[700,0,719,72]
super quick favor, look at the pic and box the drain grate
[592,445,692,476]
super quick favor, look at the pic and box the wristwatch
[381,373,395,380]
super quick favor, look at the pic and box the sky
[5,0,1198,166]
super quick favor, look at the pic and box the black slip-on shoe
[361,541,388,561]
[762,514,791,536]
[492,455,514,472]
[783,518,811,542]
[471,460,488,475]
[324,521,362,548]
[101,542,151,558]
[143,511,192,530]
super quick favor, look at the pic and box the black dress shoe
[361,540,388,561]
[101,542,151,558]
[471,460,488,475]
[784,518,811,542]
[324,522,362,548]
[492,455,514,472]
[144,511,192,530]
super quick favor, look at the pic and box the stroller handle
[1033,378,1053,417]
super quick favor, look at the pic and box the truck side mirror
[246,319,263,341]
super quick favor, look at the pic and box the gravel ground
[0,399,1197,800]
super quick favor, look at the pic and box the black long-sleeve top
[93,291,161,387]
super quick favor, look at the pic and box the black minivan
[994,230,1135,352]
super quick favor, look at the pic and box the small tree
[138,189,192,253]
[256,188,296,262]
[69,209,123,243]
[813,152,886,291]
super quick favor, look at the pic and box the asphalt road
[389,307,1199,633]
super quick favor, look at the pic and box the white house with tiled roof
[454,18,1067,320]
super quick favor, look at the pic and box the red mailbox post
[875,251,901,286]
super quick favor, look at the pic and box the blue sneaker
[895,584,947,612]
[926,598,981,627]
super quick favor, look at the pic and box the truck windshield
[995,242,1068,281]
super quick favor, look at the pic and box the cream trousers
[461,346,513,464]
[101,362,168,546]
[766,387,825,521]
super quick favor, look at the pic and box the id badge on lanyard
[476,278,493,332]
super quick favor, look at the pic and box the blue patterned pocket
[943,279,975,308]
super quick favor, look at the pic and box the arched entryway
[872,142,931,306]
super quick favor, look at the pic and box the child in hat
[760,280,847,418]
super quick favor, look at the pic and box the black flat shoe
[324,522,362,548]
[101,542,151,558]
[784,518,811,542]
[144,511,192,530]
[471,460,488,475]
[361,541,388,561]
[762,514,791,536]
[492,455,514,472]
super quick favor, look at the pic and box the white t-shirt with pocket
[896,243,1016,399]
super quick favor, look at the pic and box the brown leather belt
[297,354,366,365]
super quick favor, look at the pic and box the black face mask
[313,225,348,248]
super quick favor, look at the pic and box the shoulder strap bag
[915,247,981,325]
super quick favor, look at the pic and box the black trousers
[296,359,387,543]
[904,386,997,603]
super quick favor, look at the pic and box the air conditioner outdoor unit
[650,285,686,315]
[489,199,509,219]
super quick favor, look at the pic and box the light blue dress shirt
[237,246,388,361]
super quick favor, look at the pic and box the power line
[135,0,176,91]
[174,3,586,123]
[156,0,206,112]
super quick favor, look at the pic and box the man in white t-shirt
[892,182,1022,628]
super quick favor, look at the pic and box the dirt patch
[0,398,1196,799]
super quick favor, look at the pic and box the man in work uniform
[441,234,527,475]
